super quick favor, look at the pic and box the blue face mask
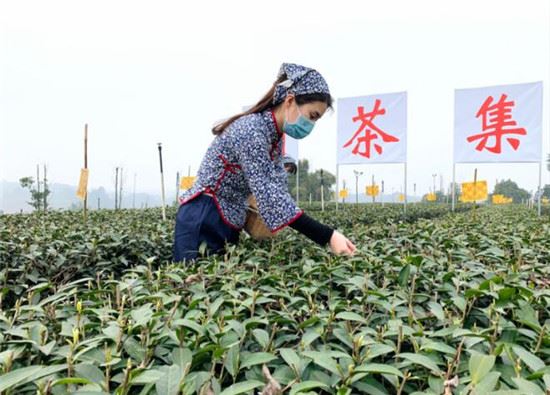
[283,103,315,139]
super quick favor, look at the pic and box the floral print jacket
[179,110,302,232]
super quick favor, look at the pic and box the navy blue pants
[172,194,240,262]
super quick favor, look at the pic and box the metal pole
[451,164,456,212]
[132,173,136,209]
[320,187,324,211]
[371,174,375,204]
[353,170,362,205]
[473,168,478,219]
[382,180,385,208]
[320,169,325,211]
[538,161,542,216]
[354,171,359,205]
[119,167,123,209]
[343,179,346,204]
[176,171,180,205]
[158,143,167,221]
[404,162,408,216]
[36,164,41,211]
[296,161,300,204]
[295,138,300,204]
[115,167,119,210]
[335,165,339,211]
[43,164,47,212]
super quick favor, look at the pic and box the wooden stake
[84,124,88,221]
[158,143,166,221]
[320,169,325,211]
[43,164,47,212]
[132,173,136,209]
[372,174,375,204]
[382,180,385,208]
[473,168,478,220]
[176,171,180,205]
[115,167,119,211]
[343,179,346,204]
[36,164,41,211]
[119,167,123,209]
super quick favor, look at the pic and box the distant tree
[493,179,530,203]
[287,159,336,202]
[19,176,50,211]
[42,166,51,211]
[421,191,446,203]
[542,184,550,199]
[69,202,82,211]
[421,183,460,203]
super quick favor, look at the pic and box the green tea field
[1,205,549,395]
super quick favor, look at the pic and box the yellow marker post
[76,168,89,201]
[180,176,196,191]
[460,181,488,202]
[492,194,504,204]
[366,185,380,197]
[339,189,349,199]
[82,124,88,220]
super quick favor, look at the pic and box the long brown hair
[212,74,333,135]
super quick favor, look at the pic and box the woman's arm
[289,213,333,245]
[289,213,356,256]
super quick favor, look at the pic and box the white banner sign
[337,92,407,164]
[454,81,542,163]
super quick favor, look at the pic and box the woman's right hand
[329,230,356,256]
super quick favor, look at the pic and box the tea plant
[0,205,548,394]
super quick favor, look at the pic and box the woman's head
[212,63,332,135]
[278,93,331,139]
[281,91,333,120]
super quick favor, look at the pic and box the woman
[173,63,356,262]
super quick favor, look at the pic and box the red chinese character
[343,100,399,158]
[466,94,526,154]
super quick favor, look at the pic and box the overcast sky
[1,0,549,201]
